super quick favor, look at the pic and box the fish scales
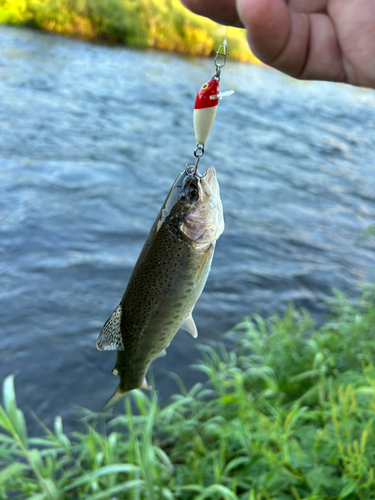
[117,217,213,386]
[97,166,224,409]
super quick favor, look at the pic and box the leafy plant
[2,288,375,498]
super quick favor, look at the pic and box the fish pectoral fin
[155,349,167,359]
[102,386,126,411]
[96,304,125,351]
[181,314,198,338]
[194,244,214,285]
[140,378,153,390]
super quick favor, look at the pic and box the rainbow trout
[97,166,224,409]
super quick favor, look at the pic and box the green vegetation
[2,287,375,499]
[0,0,257,62]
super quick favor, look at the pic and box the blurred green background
[0,0,258,62]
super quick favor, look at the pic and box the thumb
[235,0,291,64]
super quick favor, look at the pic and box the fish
[97,166,224,410]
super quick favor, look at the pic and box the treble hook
[213,39,229,80]
[185,144,206,178]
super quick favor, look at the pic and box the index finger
[180,0,243,27]
[238,0,345,81]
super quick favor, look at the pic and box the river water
[1,25,375,431]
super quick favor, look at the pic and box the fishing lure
[190,40,234,176]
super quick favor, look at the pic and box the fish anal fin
[96,304,125,351]
[181,313,198,338]
[102,386,126,411]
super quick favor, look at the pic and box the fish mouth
[200,166,217,198]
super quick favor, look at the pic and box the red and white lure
[189,40,234,176]
[193,78,220,146]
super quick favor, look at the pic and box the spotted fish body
[97,167,224,409]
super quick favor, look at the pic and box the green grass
[0,0,258,62]
[2,287,375,498]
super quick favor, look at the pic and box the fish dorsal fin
[102,386,126,411]
[181,313,198,338]
[96,305,125,351]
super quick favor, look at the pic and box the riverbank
[0,0,258,63]
[1,287,375,499]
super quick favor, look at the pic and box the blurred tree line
[0,0,257,61]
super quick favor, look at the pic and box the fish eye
[201,83,208,89]
[188,184,198,200]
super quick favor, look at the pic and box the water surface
[1,26,375,430]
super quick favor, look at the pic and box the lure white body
[193,106,218,145]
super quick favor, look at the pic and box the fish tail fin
[102,385,127,411]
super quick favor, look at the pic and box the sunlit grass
[0,0,258,63]
[2,288,375,498]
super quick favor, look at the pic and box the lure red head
[194,78,219,110]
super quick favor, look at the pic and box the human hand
[181,0,375,88]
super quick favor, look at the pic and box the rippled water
[1,25,375,430]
